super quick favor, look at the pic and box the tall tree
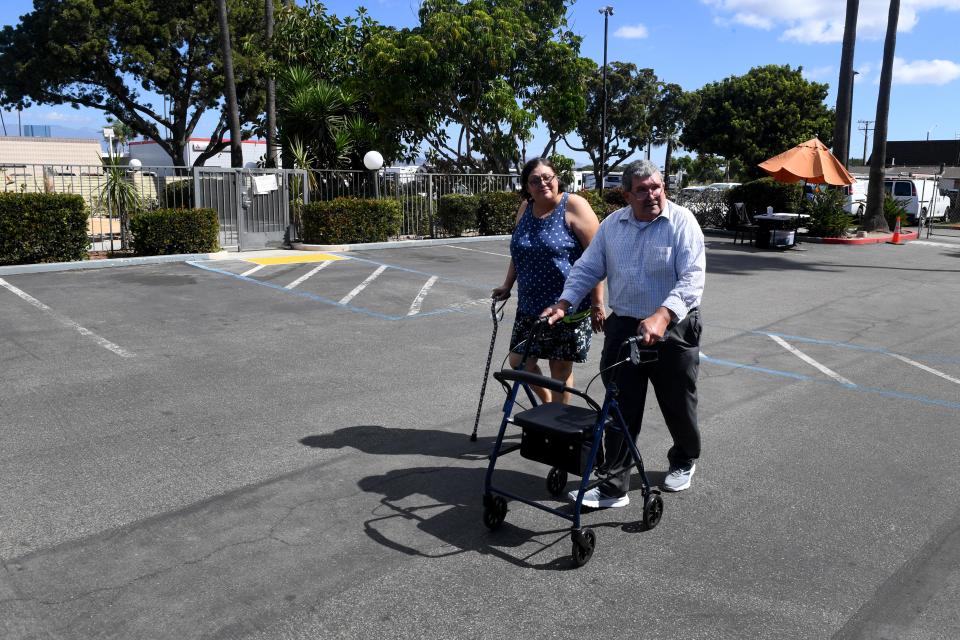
[364,0,586,172]
[650,83,699,183]
[833,0,860,166]
[0,0,264,168]
[217,0,244,168]
[863,0,900,232]
[265,0,278,167]
[564,61,659,186]
[681,64,835,181]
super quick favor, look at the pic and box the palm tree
[216,0,243,168]
[863,0,899,232]
[265,0,278,167]
[833,0,859,166]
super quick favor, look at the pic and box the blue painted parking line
[701,353,960,411]
[756,331,960,365]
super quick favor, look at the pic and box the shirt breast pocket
[643,246,673,276]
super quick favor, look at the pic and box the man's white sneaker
[662,462,696,492]
[568,486,630,508]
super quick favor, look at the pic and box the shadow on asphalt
[301,425,664,570]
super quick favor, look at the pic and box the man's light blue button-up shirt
[559,200,705,322]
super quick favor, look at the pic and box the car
[705,182,741,191]
[842,177,868,218]
[679,186,709,198]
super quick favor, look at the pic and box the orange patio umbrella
[757,137,855,186]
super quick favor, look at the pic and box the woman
[492,158,605,404]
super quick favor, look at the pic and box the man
[542,159,705,508]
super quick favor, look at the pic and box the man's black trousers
[599,310,702,495]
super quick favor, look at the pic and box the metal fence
[1,163,307,252]
[305,169,521,237]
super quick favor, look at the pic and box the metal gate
[194,167,308,251]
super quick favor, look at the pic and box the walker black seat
[514,403,597,476]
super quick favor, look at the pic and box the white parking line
[339,265,387,305]
[445,245,511,258]
[768,334,855,387]
[408,275,439,315]
[0,278,135,358]
[285,261,333,290]
[912,240,959,248]
[240,264,265,277]
[888,352,960,385]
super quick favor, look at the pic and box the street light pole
[598,5,613,194]
[847,70,859,164]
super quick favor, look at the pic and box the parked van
[883,175,949,222]
[842,177,868,219]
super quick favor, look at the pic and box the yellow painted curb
[245,253,346,265]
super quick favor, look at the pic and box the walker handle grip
[493,369,564,393]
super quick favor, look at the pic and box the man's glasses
[630,183,663,197]
[527,174,556,186]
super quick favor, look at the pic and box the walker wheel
[482,495,508,530]
[571,528,596,567]
[643,494,664,530]
[546,467,568,497]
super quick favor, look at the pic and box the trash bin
[755,215,797,249]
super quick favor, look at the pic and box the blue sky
[2,0,959,167]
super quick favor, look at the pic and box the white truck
[883,174,950,222]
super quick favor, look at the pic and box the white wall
[129,139,272,168]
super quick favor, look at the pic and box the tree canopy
[564,61,660,184]
[0,0,266,167]
[362,0,588,173]
[680,64,835,180]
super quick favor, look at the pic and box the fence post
[428,174,436,238]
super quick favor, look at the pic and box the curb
[808,230,919,245]
[292,235,511,252]
[0,237,514,275]
[0,251,236,276]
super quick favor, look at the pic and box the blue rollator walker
[482,316,664,567]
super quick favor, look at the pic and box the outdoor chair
[732,202,757,245]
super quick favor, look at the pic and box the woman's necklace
[532,197,560,219]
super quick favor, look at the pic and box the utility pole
[598,5,613,193]
[858,120,875,165]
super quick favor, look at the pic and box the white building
[128,138,271,168]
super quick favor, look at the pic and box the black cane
[470,298,503,441]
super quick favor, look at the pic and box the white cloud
[892,56,960,84]
[41,111,91,124]
[613,24,648,39]
[701,0,957,43]
[802,65,835,81]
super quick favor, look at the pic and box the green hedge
[727,178,803,225]
[574,189,619,220]
[801,188,851,238]
[477,191,521,235]
[161,179,194,208]
[0,193,88,265]
[129,208,219,255]
[437,194,478,236]
[301,197,402,244]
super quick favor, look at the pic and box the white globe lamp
[128,158,142,171]
[363,150,384,171]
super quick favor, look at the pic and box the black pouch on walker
[516,404,601,477]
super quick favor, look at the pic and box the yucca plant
[98,157,142,251]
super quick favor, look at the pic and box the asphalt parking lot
[2,231,960,639]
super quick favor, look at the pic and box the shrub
[728,178,803,222]
[0,193,88,265]
[602,188,627,209]
[575,189,619,220]
[301,197,402,244]
[802,189,852,238]
[437,193,479,236]
[477,191,521,235]
[881,194,907,229]
[161,179,194,208]
[129,208,219,255]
